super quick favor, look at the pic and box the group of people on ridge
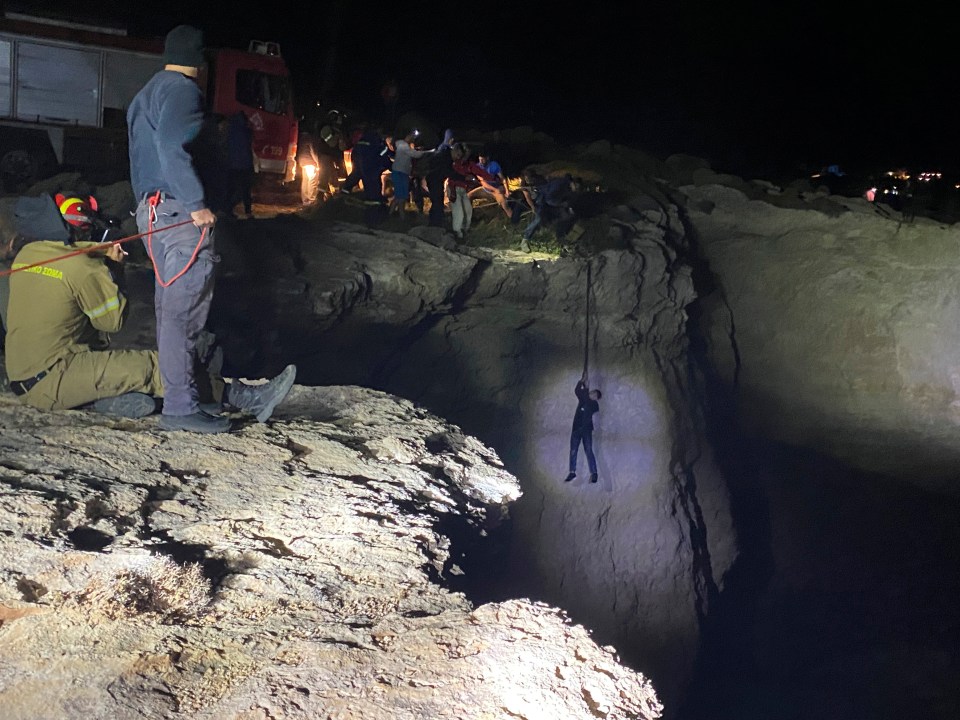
[302,120,583,253]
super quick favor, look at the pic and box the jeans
[569,426,598,475]
[137,197,216,416]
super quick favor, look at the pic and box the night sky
[10,0,960,179]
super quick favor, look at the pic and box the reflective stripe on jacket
[5,241,128,381]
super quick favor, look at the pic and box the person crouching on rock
[3,194,296,432]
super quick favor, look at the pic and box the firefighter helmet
[54,193,98,228]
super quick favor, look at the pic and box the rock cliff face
[203,197,737,708]
[0,386,661,719]
[24,147,937,716]
[683,180,960,490]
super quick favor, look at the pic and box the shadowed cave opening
[676,429,960,719]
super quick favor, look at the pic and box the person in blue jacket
[522,171,580,250]
[128,25,299,433]
[565,370,602,484]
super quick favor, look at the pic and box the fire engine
[0,11,298,192]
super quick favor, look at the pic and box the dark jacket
[226,112,254,170]
[538,174,575,209]
[127,70,207,213]
[351,129,385,175]
[572,380,599,431]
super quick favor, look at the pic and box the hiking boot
[589,473,598,484]
[564,472,576,482]
[225,364,296,423]
[519,238,532,253]
[159,411,231,433]
[92,392,156,418]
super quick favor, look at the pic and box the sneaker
[519,239,532,253]
[92,392,156,418]
[159,411,231,433]
[589,473,598,484]
[564,472,576,482]
[225,364,297,423]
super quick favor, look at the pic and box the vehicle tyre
[0,148,41,193]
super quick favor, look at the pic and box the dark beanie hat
[163,25,205,67]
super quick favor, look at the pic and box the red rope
[0,218,196,278]
[144,193,208,288]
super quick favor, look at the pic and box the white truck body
[0,12,163,189]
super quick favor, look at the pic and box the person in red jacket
[447,143,497,240]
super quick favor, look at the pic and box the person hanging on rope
[564,369,602,484]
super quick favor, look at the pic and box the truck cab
[204,41,298,183]
[0,12,298,190]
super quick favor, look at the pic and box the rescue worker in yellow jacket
[4,194,296,426]
[4,194,161,416]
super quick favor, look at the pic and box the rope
[144,195,207,288]
[584,260,592,376]
[0,218,196,278]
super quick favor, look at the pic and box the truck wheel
[0,149,40,193]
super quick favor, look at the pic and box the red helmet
[55,193,98,228]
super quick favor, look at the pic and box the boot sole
[159,412,231,433]
[255,364,296,423]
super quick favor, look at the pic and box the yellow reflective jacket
[4,241,128,381]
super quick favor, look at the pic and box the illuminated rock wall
[685,182,960,491]
[212,215,739,710]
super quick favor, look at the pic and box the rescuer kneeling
[4,194,294,430]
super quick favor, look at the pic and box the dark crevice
[671,459,720,628]
[427,508,515,606]
[68,526,114,551]
[371,257,492,389]
[676,208,776,719]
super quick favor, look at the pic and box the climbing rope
[145,193,208,288]
[584,260,592,376]
[0,218,197,279]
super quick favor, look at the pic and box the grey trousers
[137,197,216,417]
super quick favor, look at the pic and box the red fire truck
[202,41,298,182]
[0,11,298,191]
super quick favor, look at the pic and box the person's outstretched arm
[576,375,588,399]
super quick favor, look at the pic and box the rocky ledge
[0,384,661,719]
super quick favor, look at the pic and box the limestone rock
[684,180,960,487]
[0,386,660,719]
[202,206,735,709]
